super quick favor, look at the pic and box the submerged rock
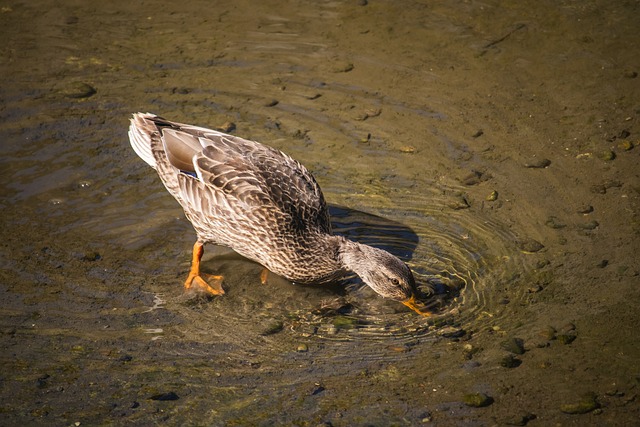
[500,354,522,368]
[560,392,599,414]
[500,337,525,354]
[524,158,551,168]
[463,392,493,407]
[518,239,544,253]
[149,391,179,401]
[59,81,97,99]
[261,321,284,336]
[502,412,536,426]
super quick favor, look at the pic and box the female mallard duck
[128,113,427,316]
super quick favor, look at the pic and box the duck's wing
[130,113,331,236]
[191,131,333,236]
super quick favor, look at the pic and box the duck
[128,113,428,316]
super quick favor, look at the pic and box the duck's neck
[337,237,378,278]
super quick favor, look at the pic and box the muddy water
[1,0,639,425]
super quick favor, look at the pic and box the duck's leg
[260,268,269,285]
[184,241,225,295]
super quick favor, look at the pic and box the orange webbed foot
[184,241,225,296]
[185,272,225,296]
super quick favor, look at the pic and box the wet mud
[1,0,639,425]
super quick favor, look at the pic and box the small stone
[36,374,50,388]
[399,145,416,153]
[438,326,466,339]
[296,343,309,352]
[598,150,616,161]
[447,195,470,210]
[486,190,498,201]
[577,220,599,230]
[332,315,357,330]
[577,205,594,214]
[624,70,638,78]
[528,284,543,293]
[524,158,551,168]
[544,216,566,229]
[596,259,608,268]
[215,122,236,133]
[500,337,525,354]
[560,392,599,414]
[332,62,354,73]
[359,133,371,143]
[503,412,536,426]
[461,170,487,186]
[557,334,576,345]
[617,140,634,151]
[471,129,484,138]
[311,383,325,395]
[261,321,284,336]
[265,99,279,107]
[149,391,179,401]
[538,326,557,340]
[518,239,544,253]
[81,251,101,262]
[60,81,97,99]
[500,354,522,368]
[463,392,493,407]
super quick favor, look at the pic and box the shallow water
[1,0,639,425]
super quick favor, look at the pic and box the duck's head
[339,239,429,316]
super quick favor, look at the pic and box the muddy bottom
[1,0,639,426]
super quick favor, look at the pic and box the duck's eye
[390,278,400,286]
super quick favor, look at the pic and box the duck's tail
[128,112,159,169]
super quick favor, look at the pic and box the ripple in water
[156,180,536,348]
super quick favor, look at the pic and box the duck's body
[128,113,425,314]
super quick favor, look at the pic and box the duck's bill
[402,295,431,317]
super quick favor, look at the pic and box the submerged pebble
[261,321,284,336]
[149,391,179,401]
[598,150,616,161]
[59,81,97,99]
[500,337,525,355]
[447,195,470,210]
[617,140,634,151]
[502,412,536,426]
[215,122,236,133]
[560,392,599,414]
[500,354,522,368]
[438,326,466,339]
[524,158,551,168]
[544,216,566,229]
[518,239,544,253]
[463,392,493,407]
[577,220,599,230]
[461,170,488,186]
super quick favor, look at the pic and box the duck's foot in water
[185,272,225,296]
[183,241,225,296]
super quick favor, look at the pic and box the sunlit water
[0,1,561,423]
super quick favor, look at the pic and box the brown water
[1,0,639,425]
